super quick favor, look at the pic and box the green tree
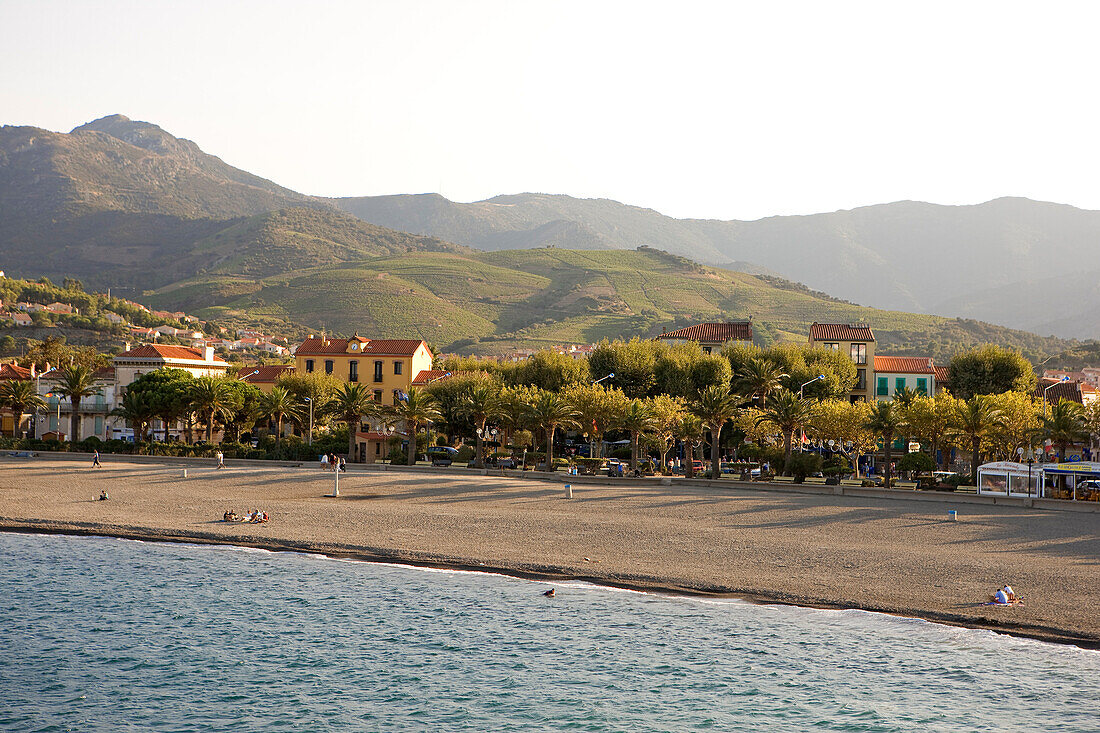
[127,368,194,442]
[560,382,629,459]
[809,399,875,477]
[458,381,503,466]
[619,399,658,473]
[390,387,442,466]
[900,392,959,471]
[0,380,46,438]
[276,371,341,425]
[330,382,380,460]
[190,376,240,443]
[897,451,935,480]
[111,390,156,445]
[527,390,580,471]
[510,350,590,392]
[755,389,815,473]
[674,414,706,478]
[735,357,787,407]
[1040,398,1088,461]
[648,394,687,472]
[589,338,659,398]
[950,396,1004,484]
[947,345,1037,400]
[259,387,302,444]
[864,400,907,487]
[690,384,741,479]
[54,364,100,442]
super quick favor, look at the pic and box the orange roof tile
[411,369,452,386]
[1037,380,1088,405]
[934,366,950,384]
[0,363,32,380]
[873,356,936,374]
[656,322,752,343]
[809,323,875,342]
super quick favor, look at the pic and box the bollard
[948,509,957,521]
[181,469,187,478]
[565,483,573,499]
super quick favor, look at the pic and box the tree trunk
[630,432,639,474]
[474,432,484,468]
[206,414,214,443]
[884,432,894,487]
[347,417,357,462]
[684,441,695,478]
[545,425,555,471]
[407,421,418,466]
[70,398,80,442]
[971,437,981,485]
[710,425,722,480]
[783,430,794,474]
[13,408,22,439]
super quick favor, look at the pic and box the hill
[335,193,1100,337]
[143,248,1073,361]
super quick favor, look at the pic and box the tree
[222,381,265,443]
[111,390,156,445]
[527,391,580,471]
[510,350,590,392]
[653,342,732,399]
[495,385,538,449]
[390,387,442,466]
[947,345,1037,400]
[985,390,1040,461]
[897,451,935,480]
[674,414,706,477]
[589,338,659,398]
[127,368,194,442]
[1040,398,1088,461]
[864,401,906,487]
[190,376,240,443]
[900,392,959,471]
[648,394,686,472]
[560,382,629,459]
[735,357,787,407]
[809,399,875,477]
[755,389,815,474]
[54,364,99,442]
[276,372,341,426]
[619,399,658,473]
[690,384,741,479]
[259,387,302,445]
[950,396,1004,485]
[330,382,380,460]
[457,381,502,466]
[0,380,46,438]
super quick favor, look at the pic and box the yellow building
[808,323,875,402]
[294,335,433,463]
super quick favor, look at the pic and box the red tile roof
[873,356,935,374]
[0,363,32,380]
[237,365,295,383]
[1037,380,1089,405]
[809,323,875,342]
[411,369,452,386]
[656,322,753,343]
[115,344,228,364]
[294,336,428,357]
[934,366,950,384]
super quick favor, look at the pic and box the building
[0,362,33,435]
[808,323,875,402]
[12,313,32,327]
[293,335,432,406]
[113,344,230,388]
[656,322,753,354]
[36,367,117,441]
[236,364,295,394]
[872,356,937,400]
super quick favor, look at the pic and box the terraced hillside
[145,248,1073,360]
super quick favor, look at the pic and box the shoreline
[4,518,1096,650]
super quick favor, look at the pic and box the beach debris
[583,557,599,563]
[543,588,555,597]
[948,509,957,521]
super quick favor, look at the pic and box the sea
[1,532,1097,732]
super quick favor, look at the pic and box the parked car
[426,446,458,466]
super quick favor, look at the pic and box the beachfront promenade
[1,457,1098,647]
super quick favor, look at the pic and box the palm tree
[259,387,302,445]
[0,380,46,439]
[460,382,501,467]
[54,365,100,442]
[1040,398,1088,461]
[331,382,379,461]
[755,389,815,473]
[690,384,741,479]
[111,390,156,446]
[893,385,921,408]
[390,387,442,466]
[190,376,238,443]
[674,414,706,478]
[735,357,788,407]
[527,391,580,471]
[951,396,1004,485]
[619,399,657,474]
[864,400,906,487]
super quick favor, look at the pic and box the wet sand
[1,459,1097,647]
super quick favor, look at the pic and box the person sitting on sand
[1003,585,1017,602]
[992,588,1010,605]
[543,588,555,597]
[98,490,108,501]
[260,511,268,523]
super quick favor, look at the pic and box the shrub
[455,445,475,464]
[785,452,823,483]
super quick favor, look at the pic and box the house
[872,356,937,400]
[1036,378,1099,409]
[12,313,32,327]
[808,323,876,402]
[0,362,33,435]
[236,364,294,394]
[36,366,117,442]
[656,322,753,354]
[104,312,126,325]
[294,334,433,463]
[45,302,75,314]
[113,344,230,388]
[260,342,289,356]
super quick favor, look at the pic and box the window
[305,359,314,373]
[855,369,867,391]
[349,360,358,382]
[877,376,888,396]
[850,343,867,365]
[824,342,840,351]
[374,361,384,382]
[702,346,712,355]
[94,416,104,435]
[916,378,927,395]
[375,442,381,456]
[895,377,906,393]
[394,361,403,375]
[324,360,334,375]
[373,389,383,402]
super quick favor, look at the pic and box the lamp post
[304,397,314,446]
[1042,376,1069,416]
[798,375,825,452]
[1018,445,1036,498]
[380,424,394,464]
[44,392,61,440]
[593,373,615,385]
[237,369,259,381]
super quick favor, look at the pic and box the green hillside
[144,247,1074,361]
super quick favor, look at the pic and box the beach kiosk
[1038,461,1100,501]
[976,461,1041,497]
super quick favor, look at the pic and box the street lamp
[380,423,395,464]
[236,369,260,381]
[304,397,313,445]
[1017,445,1036,498]
[798,375,825,452]
[1042,376,1069,415]
[44,392,61,439]
[593,373,615,385]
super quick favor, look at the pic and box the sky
[2,0,1099,221]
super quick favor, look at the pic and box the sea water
[1,533,1096,732]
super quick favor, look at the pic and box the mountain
[335,193,1100,337]
[143,247,1072,360]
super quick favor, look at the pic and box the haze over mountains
[0,114,1094,346]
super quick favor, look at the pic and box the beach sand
[1,458,1097,646]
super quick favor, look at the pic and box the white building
[873,356,937,400]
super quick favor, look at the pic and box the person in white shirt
[320,454,330,471]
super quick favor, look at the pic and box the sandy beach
[1,458,1097,647]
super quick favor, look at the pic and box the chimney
[123,341,131,353]
[204,345,215,362]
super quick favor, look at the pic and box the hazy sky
[2,1,1098,220]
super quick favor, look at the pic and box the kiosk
[976,461,1041,497]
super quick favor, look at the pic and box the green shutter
[877,377,888,396]
[916,378,927,394]
[895,377,906,392]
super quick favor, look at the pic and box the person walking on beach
[216,450,225,469]
[320,453,330,472]
[92,449,101,467]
